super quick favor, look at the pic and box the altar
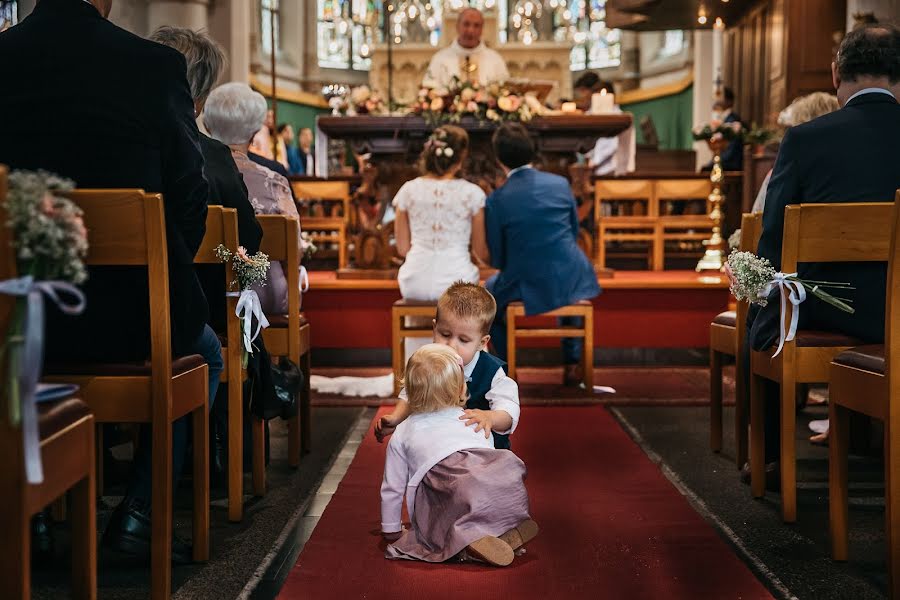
[312,113,632,271]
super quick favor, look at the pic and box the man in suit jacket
[702,87,744,172]
[485,123,601,386]
[739,24,900,479]
[0,0,222,562]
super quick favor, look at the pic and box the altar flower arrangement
[344,85,387,115]
[727,250,854,355]
[692,120,744,143]
[2,170,89,483]
[215,244,271,366]
[410,77,544,125]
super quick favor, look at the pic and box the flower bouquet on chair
[215,244,271,368]
[1,170,88,484]
[726,250,854,356]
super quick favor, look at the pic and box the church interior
[2,0,900,598]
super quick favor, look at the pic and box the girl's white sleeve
[380,436,407,533]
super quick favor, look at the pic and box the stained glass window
[317,0,383,71]
[0,0,16,32]
[658,30,686,58]
[261,0,280,56]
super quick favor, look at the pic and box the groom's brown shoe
[498,519,539,551]
[465,536,514,567]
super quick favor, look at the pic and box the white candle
[561,101,577,113]
[591,89,615,114]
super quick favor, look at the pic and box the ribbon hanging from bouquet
[0,276,86,484]
[760,272,807,358]
[227,289,270,353]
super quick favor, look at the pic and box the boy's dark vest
[466,352,511,450]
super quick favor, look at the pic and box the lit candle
[591,89,615,114]
[561,101,577,113]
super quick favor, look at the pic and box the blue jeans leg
[560,316,584,365]
[127,324,223,503]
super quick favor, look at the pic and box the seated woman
[394,125,490,359]
[204,82,303,316]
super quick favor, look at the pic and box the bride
[312,126,489,398]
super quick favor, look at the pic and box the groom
[485,123,601,386]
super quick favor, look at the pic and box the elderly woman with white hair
[204,82,301,315]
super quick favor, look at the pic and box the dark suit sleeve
[756,128,803,271]
[158,50,209,257]
[485,191,506,270]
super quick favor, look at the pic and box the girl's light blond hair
[782,92,840,127]
[404,344,467,414]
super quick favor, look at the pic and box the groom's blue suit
[485,166,601,362]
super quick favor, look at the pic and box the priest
[422,7,509,89]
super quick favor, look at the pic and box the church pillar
[692,30,714,169]
[208,0,250,84]
[147,0,209,33]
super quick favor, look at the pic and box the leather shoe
[563,364,585,387]
[740,460,781,491]
[103,497,194,565]
[31,510,54,560]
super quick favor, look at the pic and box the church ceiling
[607,0,757,30]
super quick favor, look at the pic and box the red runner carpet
[278,407,772,599]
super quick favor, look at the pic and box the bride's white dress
[394,176,485,300]
[310,177,485,398]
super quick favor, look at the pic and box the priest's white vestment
[422,40,510,89]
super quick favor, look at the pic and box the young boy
[376,281,520,449]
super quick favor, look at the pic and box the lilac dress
[232,150,301,315]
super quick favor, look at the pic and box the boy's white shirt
[380,407,496,533]
[397,350,521,435]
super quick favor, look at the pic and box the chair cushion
[393,299,437,307]
[794,331,864,348]
[39,397,90,440]
[712,311,736,327]
[266,313,310,328]
[832,345,885,374]
[45,354,206,377]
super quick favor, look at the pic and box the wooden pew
[749,202,893,522]
[44,190,209,600]
[0,166,97,599]
[258,215,313,459]
[828,190,900,598]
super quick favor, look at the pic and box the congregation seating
[194,206,262,522]
[43,190,210,600]
[749,202,894,522]
[258,214,313,458]
[0,166,97,600]
[291,179,350,270]
[709,212,762,467]
[594,178,712,270]
[391,299,438,396]
[506,301,594,389]
[828,191,900,598]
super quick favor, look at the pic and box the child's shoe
[464,536,514,566]
[499,519,539,551]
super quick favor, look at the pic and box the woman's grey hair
[149,26,227,104]
[204,82,268,146]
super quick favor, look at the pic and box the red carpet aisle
[278,407,772,600]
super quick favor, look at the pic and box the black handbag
[244,338,303,421]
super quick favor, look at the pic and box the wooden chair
[656,178,713,268]
[829,191,900,597]
[194,206,263,521]
[709,212,762,467]
[0,166,97,599]
[593,179,657,270]
[258,215,312,460]
[742,145,777,213]
[391,300,438,396]
[44,190,210,600]
[506,301,594,389]
[749,202,893,522]
[292,180,350,269]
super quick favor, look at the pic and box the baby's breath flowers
[215,244,270,290]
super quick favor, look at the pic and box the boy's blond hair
[404,344,467,414]
[436,281,497,336]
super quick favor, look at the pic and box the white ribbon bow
[0,276,86,484]
[227,289,270,353]
[760,272,807,358]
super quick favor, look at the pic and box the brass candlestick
[696,147,727,272]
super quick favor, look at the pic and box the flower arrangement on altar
[325,84,388,116]
[409,78,545,125]
[692,120,745,144]
[215,244,271,365]
[2,170,89,483]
